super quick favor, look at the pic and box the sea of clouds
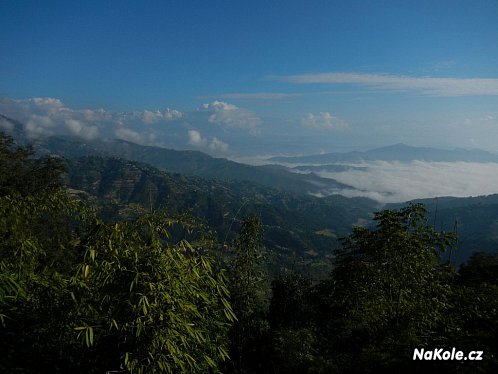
[2,96,498,204]
[305,160,498,203]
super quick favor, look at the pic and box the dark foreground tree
[0,132,65,197]
[0,192,235,373]
[445,252,498,372]
[0,194,235,372]
[226,215,270,373]
[316,204,457,372]
[268,271,316,374]
[0,132,235,373]
[73,212,235,372]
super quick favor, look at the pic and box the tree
[268,271,317,374]
[227,215,270,373]
[0,196,236,372]
[0,189,93,372]
[445,252,498,372]
[0,133,235,372]
[71,212,235,373]
[0,132,65,197]
[318,204,457,372]
[458,251,498,286]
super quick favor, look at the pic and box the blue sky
[1,0,498,155]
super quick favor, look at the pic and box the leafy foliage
[0,132,235,373]
[227,215,271,373]
[0,190,93,372]
[0,133,65,197]
[0,194,235,372]
[268,272,316,373]
[443,252,498,372]
[72,212,235,373]
[320,204,457,370]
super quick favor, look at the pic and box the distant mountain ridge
[3,113,498,266]
[270,143,498,163]
[0,113,26,140]
[0,113,352,196]
[38,136,352,195]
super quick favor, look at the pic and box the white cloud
[309,161,498,203]
[201,101,237,111]
[25,115,56,138]
[209,137,229,152]
[301,112,348,130]
[200,100,261,133]
[135,108,183,124]
[25,115,57,138]
[115,127,143,143]
[0,96,185,142]
[0,116,14,132]
[188,129,207,146]
[187,130,228,153]
[65,119,83,134]
[163,108,183,120]
[278,72,498,96]
[81,108,114,123]
[30,97,64,109]
[65,119,99,140]
[141,110,163,124]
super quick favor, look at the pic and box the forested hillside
[63,156,377,277]
[38,134,351,195]
[1,132,497,372]
[0,113,353,195]
[3,114,498,267]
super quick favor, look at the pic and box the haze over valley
[269,144,498,203]
[3,108,498,204]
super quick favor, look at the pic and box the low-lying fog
[289,161,498,203]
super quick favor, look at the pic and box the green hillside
[38,135,351,195]
[64,156,378,277]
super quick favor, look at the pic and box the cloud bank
[278,72,498,96]
[199,100,261,134]
[0,97,239,154]
[310,161,498,203]
[188,129,206,147]
[0,97,184,143]
[188,129,229,152]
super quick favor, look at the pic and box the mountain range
[65,156,498,267]
[270,143,498,164]
[40,136,354,196]
[0,113,354,196]
[1,113,498,267]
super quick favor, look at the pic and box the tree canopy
[0,132,235,372]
